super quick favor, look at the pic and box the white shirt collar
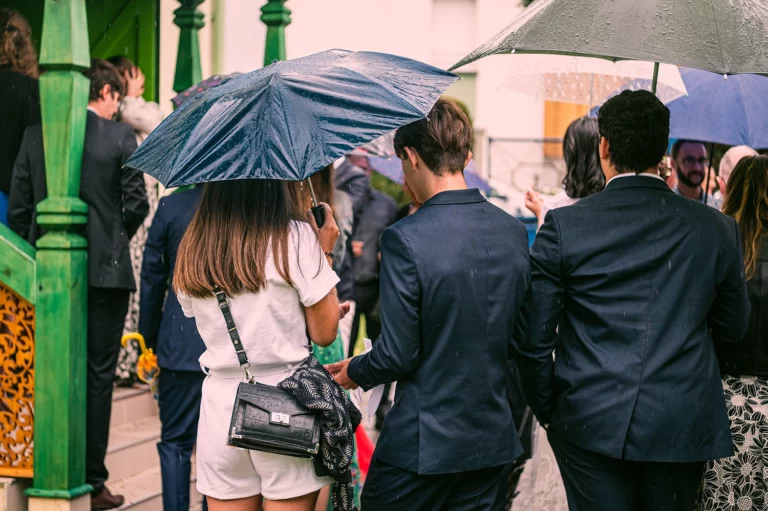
[607,172,665,185]
[87,106,98,115]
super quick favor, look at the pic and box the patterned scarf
[278,355,361,511]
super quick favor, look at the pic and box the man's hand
[125,67,145,98]
[325,358,359,390]
[351,240,364,258]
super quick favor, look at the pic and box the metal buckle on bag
[270,412,291,426]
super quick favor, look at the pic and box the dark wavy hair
[0,9,38,78]
[598,90,670,174]
[722,155,768,279]
[562,117,604,199]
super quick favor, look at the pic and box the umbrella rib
[708,0,728,73]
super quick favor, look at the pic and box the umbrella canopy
[450,0,768,75]
[499,55,686,106]
[171,73,242,108]
[369,156,492,193]
[126,50,458,188]
[668,68,768,149]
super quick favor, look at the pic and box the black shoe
[91,486,125,510]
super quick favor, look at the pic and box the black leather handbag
[214,288,321,458]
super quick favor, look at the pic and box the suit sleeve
[7,131,35,242]
[709,218,751,346]
[511,210,563,424]
[138,199,169,351]
[347,226,420,390]
[119,127,148,239]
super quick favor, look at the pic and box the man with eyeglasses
[669,140,721,209]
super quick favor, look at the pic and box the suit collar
[422,188,486,207]
[604,174,672,193]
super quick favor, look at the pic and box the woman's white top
[178,221,339,376]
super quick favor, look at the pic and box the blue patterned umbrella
[126,50,458,188]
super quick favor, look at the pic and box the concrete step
[111,385,157,429]
[111,465,201,511]
[106,416,161,482]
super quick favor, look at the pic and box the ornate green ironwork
[24,0,91,498]
[173,0,205,93]
[261,0,291,66]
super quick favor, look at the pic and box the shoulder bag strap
[213,286,253,381]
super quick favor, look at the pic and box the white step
[111,386,157,429]
[111,465,202,511]
[106,416,161,482]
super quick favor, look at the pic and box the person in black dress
[0,8,40,225]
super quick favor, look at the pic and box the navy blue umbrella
[368,156,492,193]
[668,68,768,149]
[126,50,458,188]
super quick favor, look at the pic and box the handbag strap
[213,286,253,381]
[212,286,314,382]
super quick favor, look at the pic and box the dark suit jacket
[0,71,40,194]
[139,187,206,372]
[516,174,750,463]
[348,189,529,475]
[8,110,148,290]
[718,237,768,377]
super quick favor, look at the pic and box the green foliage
[370,171,409,208]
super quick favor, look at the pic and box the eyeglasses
[680,156,709,168]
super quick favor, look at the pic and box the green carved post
[25,0,91,505]
[173,0,205,93]
[261,0,291,66]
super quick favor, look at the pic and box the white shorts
[196,368,333,501]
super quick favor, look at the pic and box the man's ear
[404,147,419,170]
[464,150,473,169]
[98,84,112,101]
[599,137,610,161]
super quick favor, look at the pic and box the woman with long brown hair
[700,155,768,510]
[175,178,344,511]
[0,8,40,225]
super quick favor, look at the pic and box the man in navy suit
[139,186,207,511]
[328,99,530,510]
[514,90,750,510]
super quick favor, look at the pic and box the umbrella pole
[651,62,659,95]
[306,178,326,227]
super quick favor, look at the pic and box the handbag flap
[236,383,315,418]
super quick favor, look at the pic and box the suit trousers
[158,370,207,511]
[361,456,505,511]
[86,288,131,491]
[547,430,704,511]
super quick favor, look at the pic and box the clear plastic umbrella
[499,55,687,106]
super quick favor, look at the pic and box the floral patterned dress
[699,375,768,511]
[115,176,159,383]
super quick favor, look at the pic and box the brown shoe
[91,486,125,510]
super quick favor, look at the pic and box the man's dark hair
[393,98,472,175]
[598,90,670,174]
[84,58,124,102]
[670,139,706,161]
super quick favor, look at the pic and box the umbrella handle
[306,178,325,227]
[121,332,151,355]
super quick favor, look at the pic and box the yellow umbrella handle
[121,332,151,355]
